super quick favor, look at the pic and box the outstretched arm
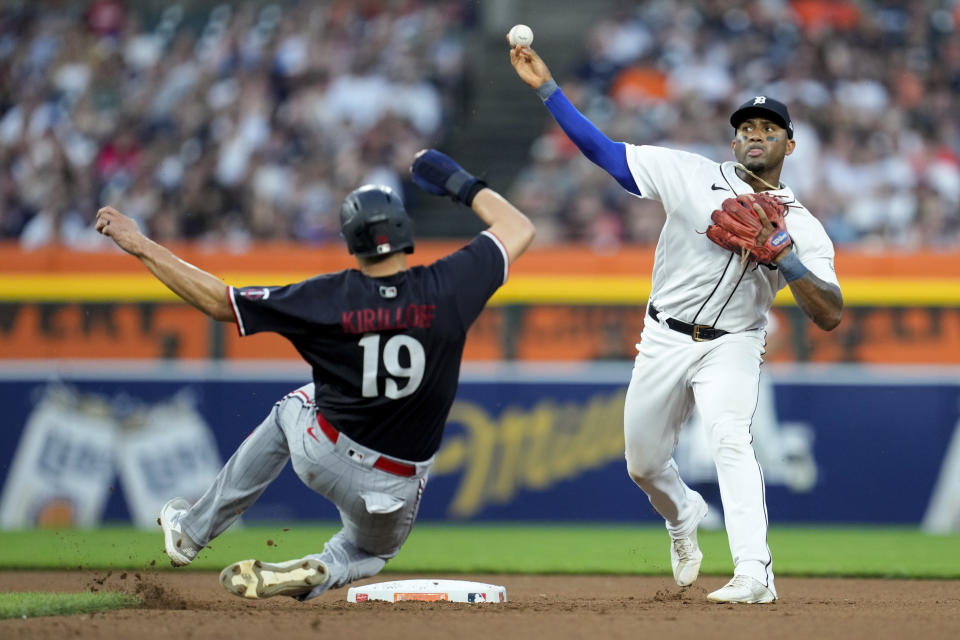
[508,43,639,195]
[95,207,234,321]
[411,149,535,264]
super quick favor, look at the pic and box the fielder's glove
[411,149,487,207]
[706,192,791,265]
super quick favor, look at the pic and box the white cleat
[159,497,200,567]
[670,496,708,587]
[707,575,777,604]
[219,557,329,600]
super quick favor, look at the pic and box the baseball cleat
[670,496,708,587]
[707,575,777,604]
[219,557,328,599]
[159,497,200,567]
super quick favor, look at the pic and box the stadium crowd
[0,0,472,248]
[509,0,960,250]
[1,0,958,250]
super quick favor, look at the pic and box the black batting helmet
[339,185,415,258]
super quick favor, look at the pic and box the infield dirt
[1,571,958,640]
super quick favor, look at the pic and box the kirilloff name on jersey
[342,304,436,334]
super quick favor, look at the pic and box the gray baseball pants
[178,383,432,600]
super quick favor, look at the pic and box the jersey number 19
[358,334,426,399]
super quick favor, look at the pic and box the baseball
[508,24,534,47]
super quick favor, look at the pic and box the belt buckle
[692,325,710,342]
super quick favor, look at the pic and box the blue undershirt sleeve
[541,86,640,195]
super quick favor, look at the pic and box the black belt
[648,304,728,342]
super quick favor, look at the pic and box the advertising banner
[0,385,117,528]
[115,391,225,529]
[0,364,958,528]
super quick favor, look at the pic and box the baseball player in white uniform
[509,42,843,603]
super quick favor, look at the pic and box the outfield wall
[0,363,957,530]
[4,244,960,363]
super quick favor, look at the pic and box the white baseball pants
[624,314,776,594]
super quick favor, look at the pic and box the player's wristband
[777,250,809,282]
[444,171,487,207]
[537,79,559,101]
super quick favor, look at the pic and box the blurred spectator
[509,0,960,249]
[85,0,126,38]
[5,1,960,250]
[0,0,471,248]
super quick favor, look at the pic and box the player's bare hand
[96,206,144,255]
[507,38,552,89]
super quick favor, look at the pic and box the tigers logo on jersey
[239,288,271,301]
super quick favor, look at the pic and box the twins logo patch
[239,287,271,301]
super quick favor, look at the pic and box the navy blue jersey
[229,232,508,461]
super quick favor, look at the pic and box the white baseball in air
[508,24,534,47]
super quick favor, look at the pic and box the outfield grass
[0,592,140,620]
[1,524,958,579]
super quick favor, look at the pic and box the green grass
[0,592,140,620]
[1,524,958,579]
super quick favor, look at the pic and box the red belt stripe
[314,412,416,478]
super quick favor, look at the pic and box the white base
[347,579,507,603]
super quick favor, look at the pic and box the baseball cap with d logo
[730,96,794,139]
